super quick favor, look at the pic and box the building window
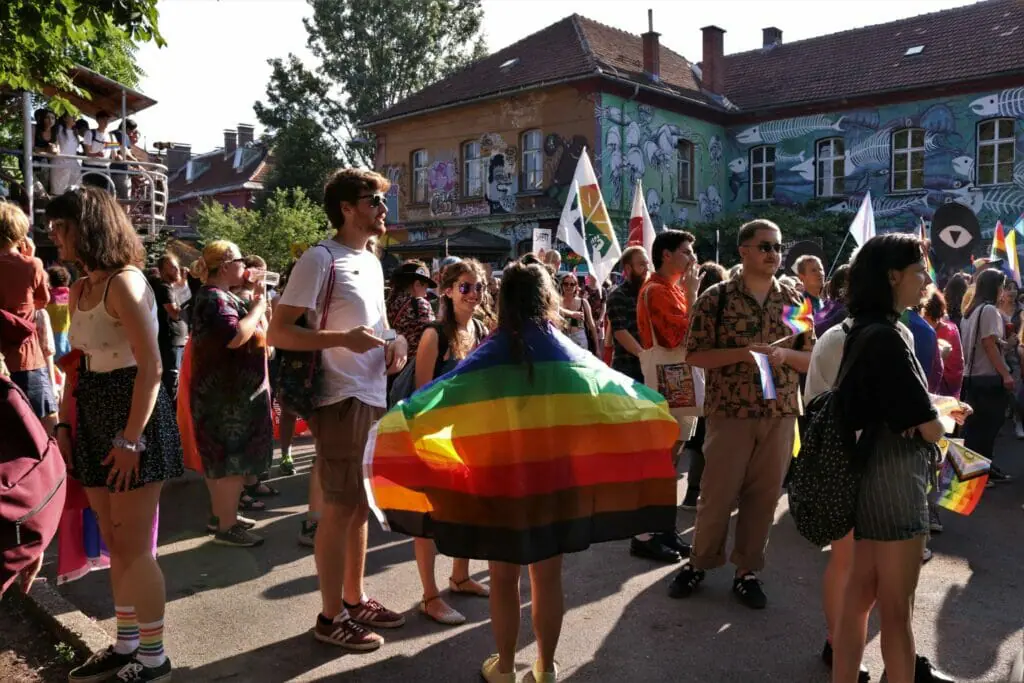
[412,149,428,204]
[977,118,1015,186]
[463,141,484,197]
[816,138,845,197]
[891,128,925,192]
[521,130,543,190]
[677,140,694,200]
[750,145,775,202]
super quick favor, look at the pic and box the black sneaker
[680,490,699,511]
[821,640,871,682]
[630,536,680,564]
[212,523,264,547]
[990,466,1013,482]
[106,658,172,682]
[914,655,953,682]
[298,519,318,548]
[68,646,136,683]
[656,531,691,557]
[732,573,767,609]
[668,564,705,599]
[206,515,255,534]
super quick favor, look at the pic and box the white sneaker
[1015,421,1024,439]
[922,547,933,564]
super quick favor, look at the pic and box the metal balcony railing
[0,149,169,238]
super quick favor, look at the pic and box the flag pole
[715,229,720,264]
[827,232,852,279]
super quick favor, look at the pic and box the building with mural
[365,0,1024,275]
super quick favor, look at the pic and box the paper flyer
[750,352,776,400]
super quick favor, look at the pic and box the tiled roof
[721,0,1024,111]
[363,14,714,126]
[167,145,270,203]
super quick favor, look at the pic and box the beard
[628,272,645,288]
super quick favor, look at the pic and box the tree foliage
[686,201,854,270]
[255,0,487,170]
[194,188,329,272]
[259,116,340,206]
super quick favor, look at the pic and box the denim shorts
[10,367,57,419]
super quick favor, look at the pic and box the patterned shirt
[386,292,435,356]
[637,273,689,350]
[687,275,815,418]
[606,279,643,382]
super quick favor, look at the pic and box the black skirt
[73,366,184,491]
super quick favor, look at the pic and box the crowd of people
[0,159,1021,683]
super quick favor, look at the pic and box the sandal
[450,576,490,597]
[480,654,515,683]
[419,595,465,626]
[245,483,280,498]
[238,494,266,511]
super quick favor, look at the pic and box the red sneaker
[348,598,406,629]
[313,615,383,651]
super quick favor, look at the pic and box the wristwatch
[112,432,147,453]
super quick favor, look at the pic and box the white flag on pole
[627,179,656,256]
[556,147,621,285]
[848,191,876,247]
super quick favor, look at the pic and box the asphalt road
[49,436,1024,683]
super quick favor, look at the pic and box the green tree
[260,116,340,206]
[254,0,487,169]
[194,188,329,272]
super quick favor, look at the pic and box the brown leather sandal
[449,576,490,597]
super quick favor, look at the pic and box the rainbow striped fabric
[364,324,679,565]
[935,440,989,515]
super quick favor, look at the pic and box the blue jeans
[161,345,184,399]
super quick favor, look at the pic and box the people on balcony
[82,111,114,192]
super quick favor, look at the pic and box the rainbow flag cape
[935,440,989,515]
[919,218,937,284]
[363,324,679,565]
[781,298,814,336]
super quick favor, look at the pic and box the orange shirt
[637,273,689,350]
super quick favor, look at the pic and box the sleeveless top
[562,298,588,349]
[69,268,158,373]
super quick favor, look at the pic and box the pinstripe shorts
[854,429,937,542]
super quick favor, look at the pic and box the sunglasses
[457,282,484,295]
[359,193,386,208]
[744,241,783,254]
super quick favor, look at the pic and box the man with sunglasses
[270,169,408,652]
[669,219,812,610]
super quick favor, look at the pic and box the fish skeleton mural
[826,194,930,218]
[735,115,846,144]
[970,87,1024,117]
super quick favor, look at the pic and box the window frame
[890,127,926,193]
[411,149,429,204]
[676,140,695,201]
[976,117,1016,187]
[749,145,775,203]
[520,129,544,191]
[815,137,845,198]
[462,141,484,198]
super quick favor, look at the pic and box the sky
[132,0,978,153]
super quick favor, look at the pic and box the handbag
[962,304,1005,393]
[639,287,704,417]
[275,245,337,419]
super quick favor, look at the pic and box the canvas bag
[639,286,703,440]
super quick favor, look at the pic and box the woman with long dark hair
[831,234,962,683]
[959,268,1014,481]
[412,258,490,625]
[943,272,969,327]
[47,187,182,683]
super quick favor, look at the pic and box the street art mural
[595,96,726,232]
[383,165,404,224]
[544,133,588,202]
[427,159,457,218]
[723,91,1024,246]
[479,132,518,215]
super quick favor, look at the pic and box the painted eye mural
[931,202,982,273]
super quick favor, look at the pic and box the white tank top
[68,267,158,373]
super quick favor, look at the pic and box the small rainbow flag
[919,218,937,284]
[781,298,814,336]
[1006,229,1021,286]
[935,441,989,515]
[363,324,679,565]
[104,140,123,149]
[991,220,1008,261]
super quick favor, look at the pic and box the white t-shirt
[83,129,111,167]
[279,239,387,408]
[804,318,915,403]
[959,304,1005,377]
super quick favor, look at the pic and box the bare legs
[832,536,925,683]
[316,500,369,618]
[487,555,564,675]
[823,532,856,641]
[205,475,245,531]
[415,540,485,620]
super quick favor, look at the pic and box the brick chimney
[762,26,782,47]
[237,123,255,148]
[700,25,726,94]
[223,129,237,155]
[642,9,660,82]
[166,143,191,175]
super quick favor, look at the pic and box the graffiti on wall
[596,96,723,231]
[383,164,404,223]
[479,133,518,214]
[500,92,546,129]
[427,159,457,218]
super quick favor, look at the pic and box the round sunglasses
[456,282,484,295]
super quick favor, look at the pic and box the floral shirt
[386,291,435,356]
[687,275,814,418]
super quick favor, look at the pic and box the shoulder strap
[315,244,337,331]
[641,286,658,348]
[966,304,988,376]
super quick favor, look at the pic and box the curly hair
[438,258,487,359]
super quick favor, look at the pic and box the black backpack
[788,323,864,548]
[387,320,486,408]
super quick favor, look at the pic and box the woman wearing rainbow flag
[364,258,680,683]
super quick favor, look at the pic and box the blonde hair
[0,202,30,249]
[191,240,241,283]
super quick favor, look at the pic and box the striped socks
[137,619,166,668]
[114,606,139,655]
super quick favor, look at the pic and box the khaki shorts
[310,398,385,506]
